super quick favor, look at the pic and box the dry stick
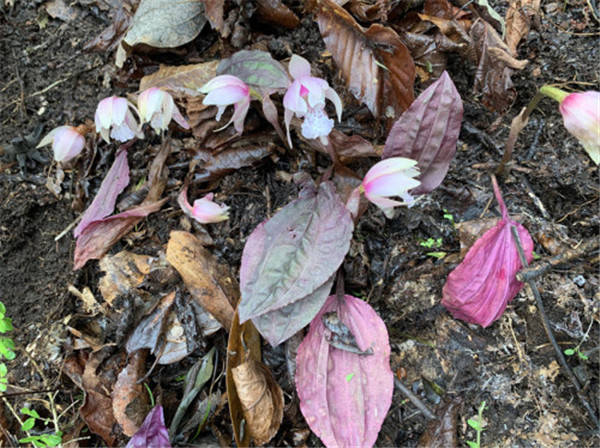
[517,239,600,283]
[511,226,600,430]
[394,378,437,421]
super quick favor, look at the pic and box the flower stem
[539,85,569,103]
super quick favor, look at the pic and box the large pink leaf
[73,199,166,270]
[74,149,130,237]
[238,182,353,346]
[382,71,463,194]
[442,178,533,327]
[296,295,393,448]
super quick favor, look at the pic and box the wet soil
[0,0,598,446]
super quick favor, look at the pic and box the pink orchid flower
[178,186,229,224]
[200,75,251,134]
[541,86,600,165]
[360,157,421,218]
[283,54,342,146]
[95,96,143,143]
[37,125,85,162]
[138,87,190,133]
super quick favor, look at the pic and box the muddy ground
[0,0,598,446]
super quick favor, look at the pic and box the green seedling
[0,301,15,392]
[466,400,486,448]
[426,251,447,259]
[19,408,62,448]
[443,209,455,226]
[564,347,588,361]
[532,251,541,260]
[420,237,442,249]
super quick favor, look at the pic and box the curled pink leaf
[126,405,171,448]
[74,149,130,238]
[441,177,534,327]
[296,294,393,448]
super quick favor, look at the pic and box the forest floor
[0,0,598,446]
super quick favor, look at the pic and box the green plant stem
[511,226,600,430]
[539,85,569,103]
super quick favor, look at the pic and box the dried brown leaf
[98,251,154,305]
[255,0,300,28]
[200,0,225,32]
[84,1,134,52]
[309,0,415,119]
[302,128,379,163]
[166,231,235,329]
[470,18,523,112]
[112,350,149,436]
[348,0,392,22]
[505,0,539,53]
[417,397,462,448]
[45,0,80,21]
[139,61,219,99]
[232,359,284,446]
[226,311,262,447]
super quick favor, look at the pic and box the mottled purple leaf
[74,199,166,270]
[239,182,353,345]
[296,295,393,448]
[442,177,533,327]
[74,149,130,237]
[217,50,290,90]
[382,71,463,194]
[126,405,171,448]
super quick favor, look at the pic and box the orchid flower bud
[283,54,343,146]
[199,75,251,134]
[137,87,190,133]
[37,125,85,162]
[94,96,143,144]
[540,86,600,165]
[178,186,229,224]
[360,157,421,218]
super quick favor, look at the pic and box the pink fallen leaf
[74,149,130,237]
[126,405,171,448]
[442,177,534,327]
[73,199,166,270]
[382,71,463,194]
[296,294,393,448]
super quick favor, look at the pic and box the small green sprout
[532,251,541,260]
[466,400,486,448]
[19,408,62,448]
[426,251,447,259]
[0,301,15,392]
[345,373,355,382]
[443,209,455,226]
[563,347,589,361]
[420,237,442,249]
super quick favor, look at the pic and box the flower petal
[289,54,312,80]
[363,172,421,197]
[200,75,249,94]
[36,126,63,148]
[325,87,343,121]
[284,107,294,147]
[283,80,307,116]
[203,85,249,107]
[191,194,229,223]
[363,157,419,186]
[232,96,251,134]
[301,107,333,140]
[300,77,328,108]
[53,127,85,162]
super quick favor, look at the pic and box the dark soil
[0,0,598,447]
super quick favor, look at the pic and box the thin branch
[511,226,600,430]
[394,378,437,421]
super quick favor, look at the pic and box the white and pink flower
[178,186,229,224]
[283,54,342,146]
[137,87,190,133]
[360,157,421,218]
[559,91,600,165]
[95,96,143,143]
[37,125,85,163]
[200,75,251,134]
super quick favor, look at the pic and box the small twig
[511,226,600,429]
[54,215,82,241]
[394,378,437,421]
[517,238,599,282]
[0,388,59,399]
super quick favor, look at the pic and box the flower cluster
[199,54,342,146]
[38,88,189,163]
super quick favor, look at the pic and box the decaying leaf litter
[0,0,598,446]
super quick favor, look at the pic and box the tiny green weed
[466,400,486,448]
[0,301,15,392]
[19,408,62,448]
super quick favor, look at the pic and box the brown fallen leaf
[112,350,149,437]
[301,128,380,163]
[98,251,154,306]
[347,0,392,22]
[505,0,540,54]
[84,1,136,52]
[126,291,193,364]
[417,397,462,448]
[308,0,416,120]
[227,311,262,447]
[166,231,236,329]
[139,61,219,99]
[470,18,527,112]
[232,357,284,446]
[191,137,278,185]
[200,0,225,32]
[44,0,80,22]
[255,0,300,28]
